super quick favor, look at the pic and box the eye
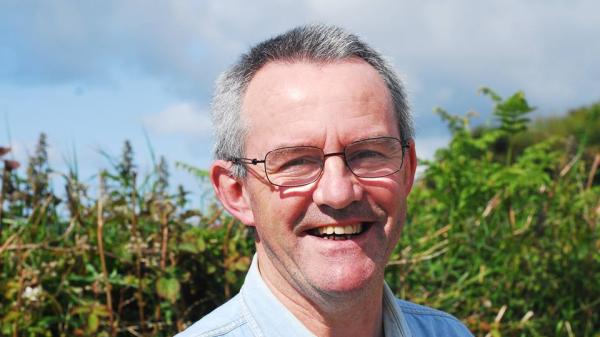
[266,148,323,175]
[280,156,321,170]
[347,149,387,163]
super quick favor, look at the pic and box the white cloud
[2,0,599,167]
[143,102,212,137]
[4,0,598,113]
[415,135,451,161]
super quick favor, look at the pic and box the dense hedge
[1,90,598,336]
[390,90,599,336]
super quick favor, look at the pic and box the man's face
[238,59,415,301]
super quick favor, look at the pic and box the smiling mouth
[307,222,372,240]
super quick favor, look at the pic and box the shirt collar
[240,255,411,337]
[240,255,315,336]
[382,281,413,337]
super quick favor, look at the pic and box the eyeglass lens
[264,137,404,187]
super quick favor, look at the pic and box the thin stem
[130,173,146,337]
[97,178,115,336]
[12,241,26,337]
[160,210,169,271]
[586,154,599,189]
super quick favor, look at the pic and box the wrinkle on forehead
[243,59,390,114]
[241,59,396,153]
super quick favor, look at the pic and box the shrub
[1,90,598,336]
[387,89,599,336]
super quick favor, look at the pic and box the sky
[1,0,599,196]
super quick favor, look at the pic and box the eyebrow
[269,133,398,150]
[269,141,309,149]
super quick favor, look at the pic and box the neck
[256,249,385,337]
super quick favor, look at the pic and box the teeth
[317,224,364,236]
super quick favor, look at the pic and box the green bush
[1,90,598,336]
[0,140,253,337]
[387,89,599,336]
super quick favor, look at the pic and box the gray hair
[212,24,413,177]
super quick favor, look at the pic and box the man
[177,25,473,337]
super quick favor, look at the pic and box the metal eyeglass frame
[228,136,410,187]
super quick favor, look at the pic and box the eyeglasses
[229,136,410,187]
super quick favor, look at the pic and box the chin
[307,260,381,296]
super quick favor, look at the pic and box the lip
[296,219,378,236]
[302,221,377,252]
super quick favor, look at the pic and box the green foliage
[473,98,600,167]
[481,87,533,136]
[1,91,598,336]
[387,90,599,336]
[0,140,254,336]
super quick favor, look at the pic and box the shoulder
[174,295,250,337]
[396,299,474,337]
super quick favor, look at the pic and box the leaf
[156,277,181,303]
[234,256,251,271]
[178,242,198,254]
[479,87,502,102]
[225,270,237,284]
[4,280,20,300]
[71,305,91,315]
[87,313,99,333]
[2,310,20,323]
[123,274,139,287]
[197,237,207,252]
[176,161,209,178]
[93,305,110,317]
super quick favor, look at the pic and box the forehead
[241,59,397,151]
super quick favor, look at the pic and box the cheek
[250,186,310,234]
[365,179,405,214]
[365,179,406,245]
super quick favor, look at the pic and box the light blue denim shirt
[176,256,473,337]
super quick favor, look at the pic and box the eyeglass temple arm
[230,138,409,165]
[229,157,265,165]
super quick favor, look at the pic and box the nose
[312,154,363,209]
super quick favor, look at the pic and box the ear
[210,160,256,226]
[403,139,417,194]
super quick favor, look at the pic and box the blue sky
[1,0,599,194]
